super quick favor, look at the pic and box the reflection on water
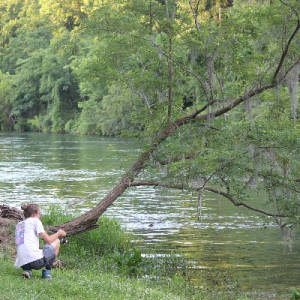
[0,132,299,297]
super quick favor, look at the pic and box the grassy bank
[0,208,245,300]
[1,259,200,300]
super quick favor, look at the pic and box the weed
[112,248,143,276]
[291,288,300,300]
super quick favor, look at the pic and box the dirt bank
[0,217,17,258]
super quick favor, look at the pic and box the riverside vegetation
[0,0,299,232]
[0,206,247,300]
[0,0,300,298]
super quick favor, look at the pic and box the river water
[0,132,299,298]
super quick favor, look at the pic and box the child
[15,203,66,279]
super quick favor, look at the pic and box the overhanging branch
[129,181,292,218]
[272,20,300,84]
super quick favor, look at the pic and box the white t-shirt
[14,217,45,267]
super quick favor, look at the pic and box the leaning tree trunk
[48,151,151,235]
[48,21,299,236]
[48,111,176,235]
[49,84,275,236]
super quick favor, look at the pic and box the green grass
[0,258,203,300]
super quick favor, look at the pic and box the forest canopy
[0,0,299,234]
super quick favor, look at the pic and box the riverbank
[1,208,298,299]
[1,259,207,300]
[0,258,202,300]
[1,132,300,295]
[0,210,246,300]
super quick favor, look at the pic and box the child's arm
[40,229,66,245]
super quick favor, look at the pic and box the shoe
[22,270,32,279]
[42,269,52,279]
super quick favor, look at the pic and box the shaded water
[1,132,299,298]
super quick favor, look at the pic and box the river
[0,132,299,299]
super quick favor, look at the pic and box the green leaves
[0,70,13,130]
[0,0,299,220]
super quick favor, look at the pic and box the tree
[48,0,300,235]
[0,70,13,130]
[0,0,83,132]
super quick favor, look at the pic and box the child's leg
[41,242,60,279]
[21,263,31,271]
[50,238,61,257]
[21,263,32,278]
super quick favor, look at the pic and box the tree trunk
[48,149,155,235]
[49,85,275,236]
[48,21,299,236]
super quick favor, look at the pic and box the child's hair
[21,203,40,218]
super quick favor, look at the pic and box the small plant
[41,204,73,225]
[112,248,143,276]
[291,288,300,300]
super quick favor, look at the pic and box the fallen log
[0,205,24,221]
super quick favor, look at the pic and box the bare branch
[147,37,210,99]
[196,84,274,121]
[246,168,300,194]
[204,187,291,218]
[167,36,173,128]
[279,0,300,21]
[278,57,300,84]
[189,0,201,31]
[272,20,300,84]
[129,182,291,218]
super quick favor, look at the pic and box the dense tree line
[1,0,278,136]
[0,0,299,234]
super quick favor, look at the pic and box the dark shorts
[21,245,56,270]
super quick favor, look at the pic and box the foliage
[0,0,299,225]
[0,0,82,132]
[42,205,131,257]
[0,70,13,130]
[291,288,300,300]
[0,0,298,136]
[41,204,73,225]
[112,248,143,276]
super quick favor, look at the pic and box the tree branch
[97,26,210,100]
[189,0,201,31]
[203,187,291,218]
[129,181,291,218]
[272,20,300,84]
[196,84,274,120]
[278,57,300,84]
